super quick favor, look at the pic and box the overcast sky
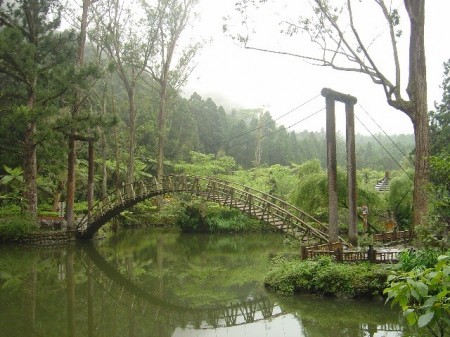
[183,0,449,135]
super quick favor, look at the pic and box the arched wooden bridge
[77,175,342,243]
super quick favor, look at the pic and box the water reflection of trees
[0,232,410,337]
[81,241,283,330]
[94,231,282,307]
[276,295,406,337]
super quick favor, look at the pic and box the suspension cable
[357,103,414,165]
[195,93,322,153]
[354,113,413,180]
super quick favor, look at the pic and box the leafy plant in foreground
[384,254,450,337]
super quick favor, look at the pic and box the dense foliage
[384,254,450,337]
[0,1,447,246]
[0,206,37,241]
[264,255,391,297]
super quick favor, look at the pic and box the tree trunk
[156,82,167,181]
[87,141,94,223]
[405,0,429,228]
[52,191,61,213]
[126,87,136,186]
[23,121,37,216]
[23,88,38,216]
[66,0,91,229]
[99,93,108,199]
[66,137,76,229]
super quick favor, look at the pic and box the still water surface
[0,230,414,337]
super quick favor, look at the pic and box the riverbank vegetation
[264,255,391,297]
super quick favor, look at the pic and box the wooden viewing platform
[301,241,402,264]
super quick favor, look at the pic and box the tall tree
[0,0,76,215]
[143,0,201,180]
[231,0,430,228]
[65,0,97,229]
[90,0,158,187]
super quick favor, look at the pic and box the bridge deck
[77,175,343,244]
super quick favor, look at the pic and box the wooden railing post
[301,246,308,260]
[368,245,376,263]
[335,248,343,262]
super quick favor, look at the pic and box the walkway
[76,175,337,243]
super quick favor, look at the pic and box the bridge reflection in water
[0,232,409,337]
[75,233,406,337]
[82,241,406,337]
[81,243,285,330]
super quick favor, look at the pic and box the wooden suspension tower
[321,88,358,246]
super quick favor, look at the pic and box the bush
[0,204,22,217]
[264,255,390,297]
[0,215,38,241]
[206,207,266,232]
[176,202,270,233]
[73,201,88,213]
[397,248,441,272]
[415,216,449,250]
[176,203,209,232]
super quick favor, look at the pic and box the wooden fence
[373,230,412,243]
[301,242,401,264]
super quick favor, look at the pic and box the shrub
[176,202,269,233]
[264,255,390,297]
[397,248,441,272]
[0,215,38,241]
[176,204,209,232]
[415,216,449,250]
[206,207,265,232]
[0,204,22,217]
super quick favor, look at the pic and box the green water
[0,230,413,337]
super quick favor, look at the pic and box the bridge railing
[197,176,349,244]
[77,178,161,231]
[206,177,329,230]
[191,176,330,243]
[77,175,336,243]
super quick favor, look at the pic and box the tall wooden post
[346,102,358,246]
[321,88,358,245]
[325,95,339,243]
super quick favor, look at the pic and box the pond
[0,230,415,337]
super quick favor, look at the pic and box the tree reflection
[0,232,410,337]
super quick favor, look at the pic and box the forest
[2,2,450,337]
[0,0,448,242]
